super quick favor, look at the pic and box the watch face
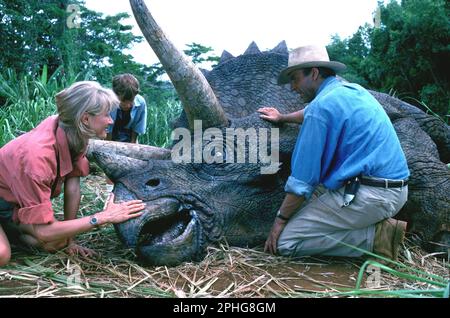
[90,217,98,225]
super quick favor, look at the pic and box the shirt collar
[133,95,142,107]
[315,76,339,98]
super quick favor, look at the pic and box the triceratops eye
[146,179,161,187]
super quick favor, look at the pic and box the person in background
[106,74,147,144]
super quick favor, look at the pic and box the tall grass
[0,96,56,145]
[0,68,182,148]
[0,66,85,146]
[139,99,182,148]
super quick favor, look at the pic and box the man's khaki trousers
[277,185,408,257]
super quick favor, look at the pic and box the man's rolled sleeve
[286,113,328,199]
[284,176,315,199]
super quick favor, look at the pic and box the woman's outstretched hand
[96,193,145,225]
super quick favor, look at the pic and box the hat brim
[277,61,347,85]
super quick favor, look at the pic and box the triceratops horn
[129,0,228,130]
[91,151,150,182]
[87,140,171,161]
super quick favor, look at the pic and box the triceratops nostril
[146,179,161,187]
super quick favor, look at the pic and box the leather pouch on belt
[342,176,360,207]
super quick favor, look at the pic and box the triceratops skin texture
[88,0,450,266]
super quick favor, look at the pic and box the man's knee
[0,245,11,266]
[277,239,298,257]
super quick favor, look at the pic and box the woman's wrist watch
[90,214,100,228]
[276,210,290,222]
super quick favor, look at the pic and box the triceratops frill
[88,0,450,266]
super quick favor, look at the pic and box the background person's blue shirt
[285,77,410,199]
[107,94,147,142]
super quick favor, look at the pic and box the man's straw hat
[278,45,346,85]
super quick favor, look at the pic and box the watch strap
[276,210,290,221]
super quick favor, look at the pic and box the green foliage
[0,96,55,146]
[146,42,219,86]
[183,42,220,67]
[73,9,145,83]
[0,0,67,76]
[327,0,450,120]
[0,67,69,146]
[328,26,373,86]
[0,0,144,84]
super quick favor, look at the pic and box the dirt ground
[0,247,366,297]
[1,239,447,298]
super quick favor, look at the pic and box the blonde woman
[0,81,145,266]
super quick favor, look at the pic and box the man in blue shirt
[106,74,147,143]
[258,45,410,261]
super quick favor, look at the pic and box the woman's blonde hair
[55,81,118,157]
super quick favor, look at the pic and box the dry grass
[0,175,448,298]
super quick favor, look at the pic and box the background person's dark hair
[112,73,140,101]
[302,67,336,79]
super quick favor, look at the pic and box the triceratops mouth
[113,183,204,266]
[136,204,205,266]
[137,205,198,246]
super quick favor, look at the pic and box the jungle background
[0,0,448,298]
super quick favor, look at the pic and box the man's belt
[360,176,408,188]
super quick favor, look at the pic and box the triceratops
[88,0,450,266]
